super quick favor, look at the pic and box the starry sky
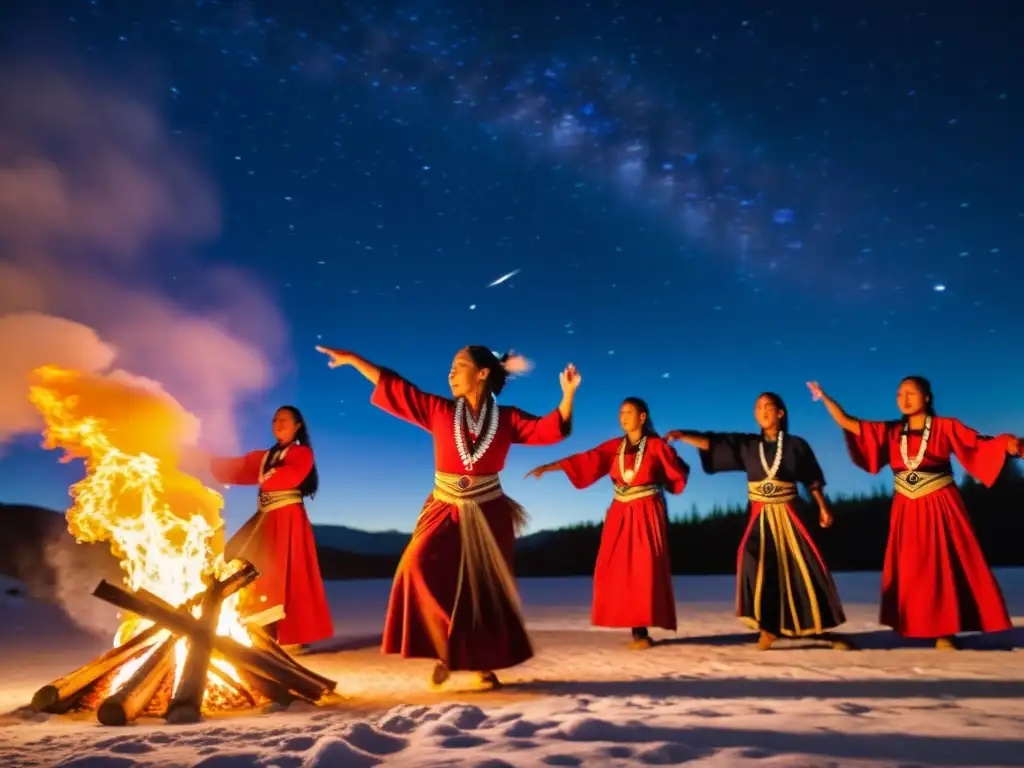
[0,0,1021,536]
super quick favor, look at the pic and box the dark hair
[272,405,319,498]
[899,375,936,417]
[622,397,659,437]
[757,392,790,434]
[466,346,511,396]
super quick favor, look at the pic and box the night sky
[0,0,1020,536]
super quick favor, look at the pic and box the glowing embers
[31,561,336,725]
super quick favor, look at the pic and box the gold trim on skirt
[415,471,528,653]
[741,500,825,637]
[746,480,799,504]
[612,482,662,503]
[893,470,954,499]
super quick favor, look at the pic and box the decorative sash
[893,470,954,499]
[257,489,303,513]
[427,471,527,637]
[747,480,799,504]
[613,482,662,503]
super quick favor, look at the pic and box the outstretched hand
[818,504,834,529]
[316,346,352,369]
[524,464,551,480]
[559,363,582,394]
[664,430,685,443]
[806,381,825,402]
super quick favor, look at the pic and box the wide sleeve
[369,368,446,432]
[209,450,264,486]
[792,437,826,491]
[558,439,619,489]
[260,445,315,491]
[698,433,750,474]
[844,420,892,474]
[946,417,1009,488]
[657,439,690,495]
[509,406,572,446]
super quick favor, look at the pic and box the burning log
[29,559,336,725]
[248,624,336,691]
[31,624,164,713]
[93,579,332,704]
[97,635,177,726]
[244,604,286,628]
[31,563,260,715]
[165,574,232,723]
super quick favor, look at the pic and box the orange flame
[28,365,253,705]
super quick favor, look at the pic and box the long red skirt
[592,497,676,630]
[229,503,334,646]
[881,486,1011,638]
[382,495,533,672]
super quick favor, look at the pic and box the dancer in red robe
[809,377,1020,649]
[526,398,688,649]
[208,406,334,652]
[316,344,579,689]
[666,393,850,651]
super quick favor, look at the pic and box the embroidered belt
[747,480,798,504]
[432,471,504,505]
[257,489,303,513]
[613,483,662,503]
[894,470,954,499]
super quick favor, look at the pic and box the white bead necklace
[464,397,489,436]
[900,415,932,473]
[617,436,647,484]
[758,431,784,481]
[453,396,499,470]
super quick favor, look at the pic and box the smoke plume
[0,62,287,453]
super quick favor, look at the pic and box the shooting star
[487,269,520,288]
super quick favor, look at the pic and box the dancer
[316,344,579,689]
[207,406,334,652]
[665,393,849,650]
[808,377,1020,649]
[526,398,688,649]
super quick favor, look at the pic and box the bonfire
[24,366,335,725]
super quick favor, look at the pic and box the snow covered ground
[1,570,1022,767]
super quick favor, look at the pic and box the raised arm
[209,450,264,486]
[664,430,710,451]
[316,347,381,386]
[526,438,618,488]
[807,381,861,435]
[557,363,581,424]
[946,418,1019,488]
[510,363,581,445]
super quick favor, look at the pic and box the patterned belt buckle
[258,492,271,506]
[906,472,920,485]
[457,476,472,490]
[761,482,776,495]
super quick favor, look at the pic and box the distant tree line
[316,461,1024,579]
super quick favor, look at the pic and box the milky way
[64,0,1019,301]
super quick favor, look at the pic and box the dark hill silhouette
[3,460,1022,599]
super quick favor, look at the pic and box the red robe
[371,370,570,671]
[845,417,1011,638]
[211,445,334,646]
[559,436,688,630]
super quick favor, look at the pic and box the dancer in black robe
[666,392,851,650]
